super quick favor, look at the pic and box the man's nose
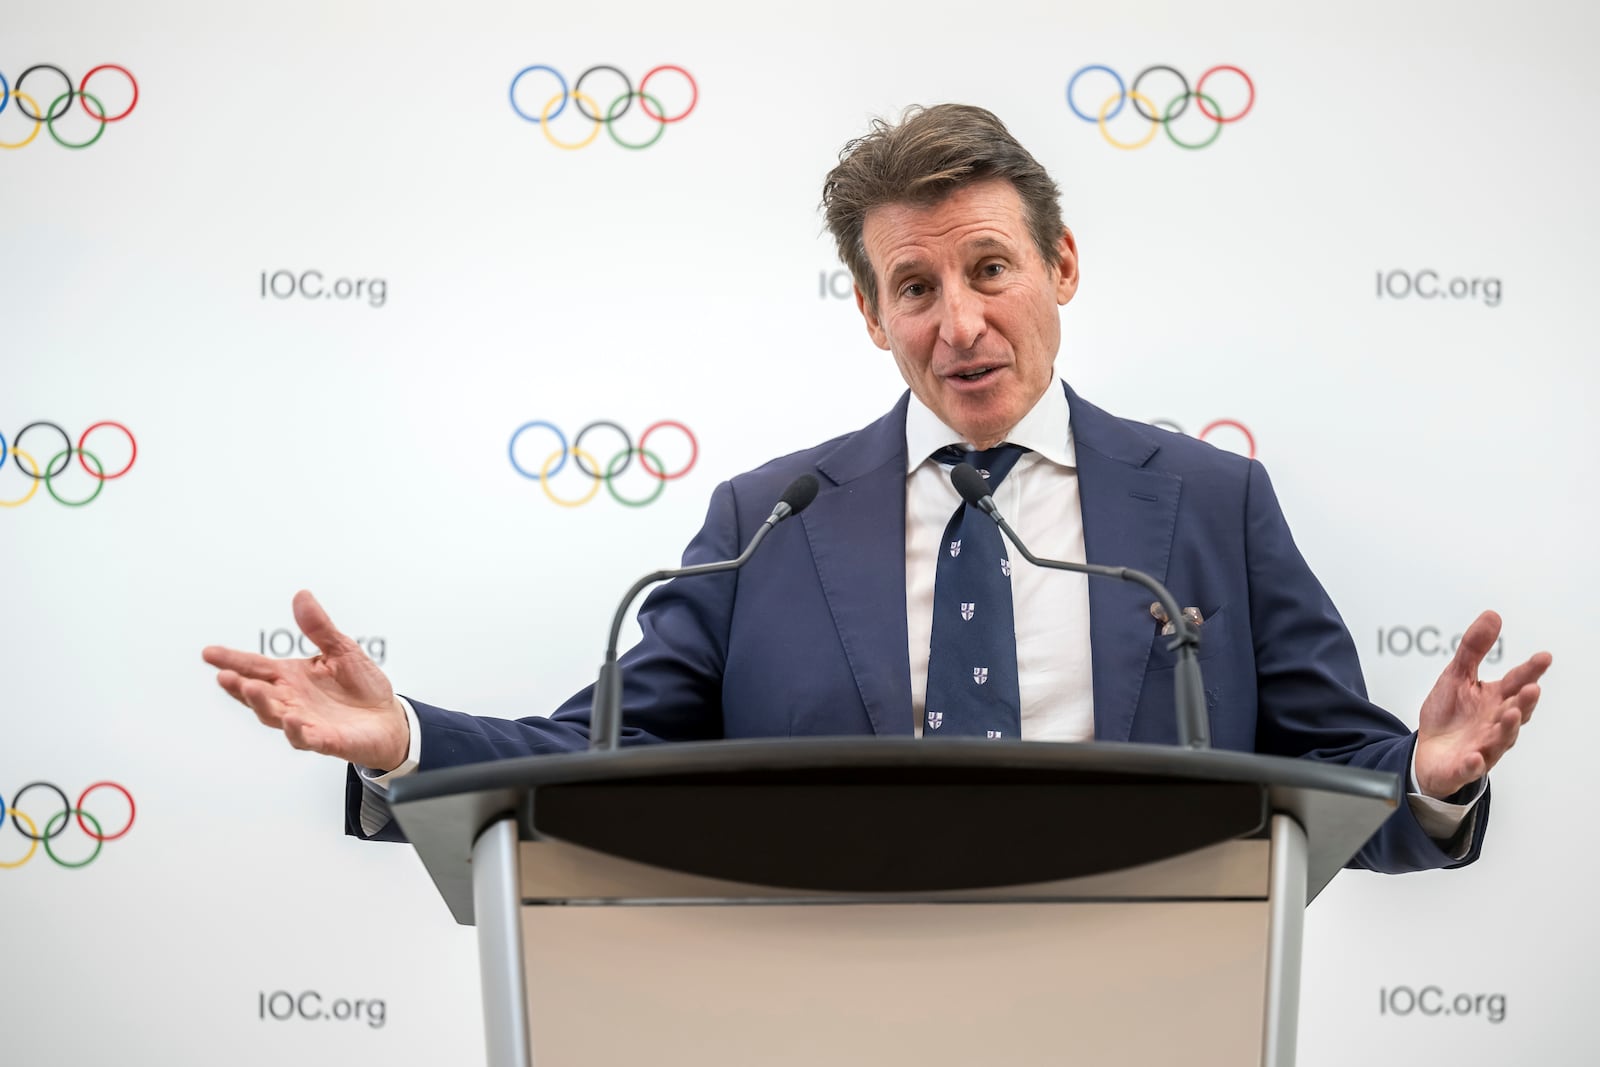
[937,284,986,352]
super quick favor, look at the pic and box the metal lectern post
[472,816,532,1067]
[1262,813,1309,1067]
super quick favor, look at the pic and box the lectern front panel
[519,900,1268,1066]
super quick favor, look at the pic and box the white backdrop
[3,0,1594,1063]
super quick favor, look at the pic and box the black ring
[573,65,633,123]
[12,422,73,480]
[573,420,633,479]
[10,781,71,841]
[1148,419,1183,434]
[1131,65,1190,124]
[14,65,75,122]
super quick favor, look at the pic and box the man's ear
[1055,227,1081,306]
[855,285,891,350]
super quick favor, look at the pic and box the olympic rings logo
[0,421,138,508]
[0,64,138,150]
[1066,65,1254,150]
[509,65,698,150]
[509,420,698,507]
[1150,418,1257,459]
[1,781,135,869]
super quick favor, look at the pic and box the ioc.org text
[260,269,387,308]
[1376,626,1503,664]
[1380,986,1506,1024]
[259,990,387,1028]
[1376,269,1501,307]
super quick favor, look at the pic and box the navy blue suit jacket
[349,384,1485,873]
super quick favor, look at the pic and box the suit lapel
[805,394,914,736]
[1066,385,1182,742]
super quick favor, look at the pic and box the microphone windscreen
[951,463,990,507]
[780,474,820,516]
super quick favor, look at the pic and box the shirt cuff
[356,695,421,792]
[1405,736,1486,842]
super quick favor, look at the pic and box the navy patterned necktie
[924,443,1030,739]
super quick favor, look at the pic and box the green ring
[43,808,103,868]
[46,90,108,150]
[605,447,668,507]
[605,91,667,151]
[1164,91,1223,150]
[44,448,105,507]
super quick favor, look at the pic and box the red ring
[638,65,698,124]
[78,64,139,122]
[1198,418,1256,459]
[1195,65,1254,124]
[77,781,135,841]
[78,421,137,480]
[637,420,698,480]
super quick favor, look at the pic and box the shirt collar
[904,374,1077,474]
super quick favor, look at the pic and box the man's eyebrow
[885,256,929,286]
[966,236,1013,256]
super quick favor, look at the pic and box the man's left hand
[1414,610,1551,799]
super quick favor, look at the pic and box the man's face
[856,179,1079,449]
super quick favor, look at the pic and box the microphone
[589,474,820,751]
[951,463,1210,750]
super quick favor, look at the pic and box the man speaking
[202,104,1549,873]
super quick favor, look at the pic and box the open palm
[203,590,409,771]
[1414,610,1551,799]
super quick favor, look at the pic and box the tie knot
[933,443,1030,492]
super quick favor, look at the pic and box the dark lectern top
[388,738,1398,924]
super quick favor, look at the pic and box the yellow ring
[1098,90,1160,151]
[539,446,604,507]
[0,92,44,149]
[0,809,40,868]
[541,90,602,150]
[0,449,42,507]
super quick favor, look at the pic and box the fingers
[280,715,335,755]
[1445,610,1503,680]
[217,670,287,725]
[1491,651,1553,702]
[202,645,281,681]
[292,589,350,657]
[1470,698,1528,779]
[215,668,339,755]
[1510,682,1541,725]
[216,668,281,716]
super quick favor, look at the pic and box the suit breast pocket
[1132,603,1238,743]
[1144,603,1230,671]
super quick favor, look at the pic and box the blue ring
[1067,65,1125,124]
[510,65,568,124]
[0,430,7,472]
[0,789,6,833]
[0,71,9,117]
[509,421,568,480]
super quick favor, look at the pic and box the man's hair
[820,103,1065,312]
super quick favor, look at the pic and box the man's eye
[901,283,928,298]
[980,262,1006,278]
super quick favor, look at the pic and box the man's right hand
[202,590,409,771]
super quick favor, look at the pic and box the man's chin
[939,393,1023,447]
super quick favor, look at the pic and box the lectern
[389,738,1398,1067]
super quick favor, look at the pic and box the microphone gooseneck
[590,474,821,752]
[951,462,1211,750]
